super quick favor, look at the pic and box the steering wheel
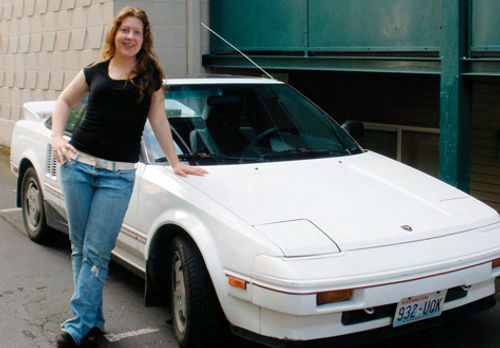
[252,127,280,145]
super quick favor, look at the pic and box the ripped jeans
[59,159,135,344]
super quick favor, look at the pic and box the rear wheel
[21,167,50,243]
[169,236,228,347]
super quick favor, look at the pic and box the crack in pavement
[1,296,52,348]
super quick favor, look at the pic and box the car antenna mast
[201,22,275,80]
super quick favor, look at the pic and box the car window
[143,121,183,163]
[45,96,88,135]
[144,83,362,165]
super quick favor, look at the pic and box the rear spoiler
[23,101,56,121]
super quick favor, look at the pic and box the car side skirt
[44,201,68,233]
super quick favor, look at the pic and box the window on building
[359,122,440,178]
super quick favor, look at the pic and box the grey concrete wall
[0,0,209,146]
[115,0,209,76]
[0,0,111,146]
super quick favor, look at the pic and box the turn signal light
[228,277,247,290]
[317,289,353,306]
[492,258,500,269]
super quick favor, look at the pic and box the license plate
[393,291,447,327]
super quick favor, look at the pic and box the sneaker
[56,331,77,348]
[81,327,105,347]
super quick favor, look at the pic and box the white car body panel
[9,78,500,343]
[184,153,498,251]
[23,101,57,120]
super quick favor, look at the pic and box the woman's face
[114,16,144,58]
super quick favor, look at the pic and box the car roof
[164,76,284,85]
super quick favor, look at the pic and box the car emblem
[401,225,413,232]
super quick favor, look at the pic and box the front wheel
[21,167,50,243]
[169,236,228,347]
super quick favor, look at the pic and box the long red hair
[99,6,165,100]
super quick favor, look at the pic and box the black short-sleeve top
[70,60,162,163]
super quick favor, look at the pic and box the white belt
[70,152,136,171]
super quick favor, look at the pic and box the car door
[114,161,148,271]
[43,101,88,219]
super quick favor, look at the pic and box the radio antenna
[201,22,274,80]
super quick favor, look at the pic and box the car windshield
[144,83,362,165]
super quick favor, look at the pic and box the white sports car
[9,77,500,347]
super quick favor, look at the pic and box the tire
[21,167,50,243]
[169,236,228,348]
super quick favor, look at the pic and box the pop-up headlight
[255,219,340,257]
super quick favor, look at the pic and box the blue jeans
[59,160,135,344]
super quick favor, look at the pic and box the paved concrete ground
[1,148,499,347]
[0,213,181,348]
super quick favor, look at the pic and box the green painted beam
[204,53,500,76]
[202,55,441,75]
[439,0,471,192]
[462,58,500,75]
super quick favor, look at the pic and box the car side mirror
[341,121,364,141]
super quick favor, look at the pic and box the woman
[50,7,207,347]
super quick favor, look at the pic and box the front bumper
[254,275,497,340]
[232,294,497,347]
[224,221,500,341]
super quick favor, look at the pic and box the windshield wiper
[155,149,344,164]
[156,153,259,164]
[261,148,342,159]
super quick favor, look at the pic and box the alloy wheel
[172,250,187,334]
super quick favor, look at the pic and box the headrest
[207,94,243,106]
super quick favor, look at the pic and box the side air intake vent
[47,145,57,177]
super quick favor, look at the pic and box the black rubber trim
[231,295,496,348]
[444,285,468,302]
[341,303,397,325]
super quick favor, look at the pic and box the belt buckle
[95,158,108,170]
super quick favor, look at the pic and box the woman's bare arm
[51,70,89,163]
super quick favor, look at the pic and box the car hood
[181,151,499,251]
